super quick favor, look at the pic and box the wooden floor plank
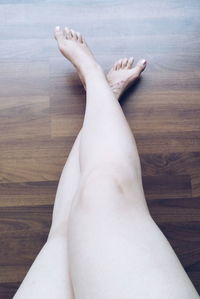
[0,181,57,207]
[0,156,65,183]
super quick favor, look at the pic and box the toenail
[55,26,60,31]
[142,59,147,65]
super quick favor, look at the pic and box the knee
[79,164,129,198]
[76,163,147,212]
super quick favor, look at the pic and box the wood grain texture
[0,0,200,297]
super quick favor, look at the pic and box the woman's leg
[13,47,140,298]
[49,52,143,236]
[53,27,199,299]
[13,132,82,299]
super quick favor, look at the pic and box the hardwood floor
[0,0,200,297]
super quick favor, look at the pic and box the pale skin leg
[13,26,199,298]
[13,134,81,299]
[55,27,198,299]
[13,41,143,299]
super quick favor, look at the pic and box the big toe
[54,26,64,41]
[134,59,147,75]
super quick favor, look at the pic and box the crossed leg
[13,133,81,298]
[13,34,145,299]
[14,27,199,299]
[58,27,198,298]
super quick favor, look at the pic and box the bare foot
[54,26,100,83]
[77,57,147,100]
[107,57,147,100]
[54,26,147,100]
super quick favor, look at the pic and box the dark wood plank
[0,181,57,207]
[143,174,192,199]
[0,206,52,298]
[0,283,19,299]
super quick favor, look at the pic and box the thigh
[14,234,74,299]
[68,170,199,299]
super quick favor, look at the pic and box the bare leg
[13,51,141,298]
[53,27,199,299]
[49,53,144,235]
[13,134,81,299]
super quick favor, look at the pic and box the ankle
[83,63,105,84]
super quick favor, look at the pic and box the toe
[70,29,76,40]
[79,33,84,43]
[81,34,86,44]
[116,59,123,70]
[54,26,65,41]
[73,31,79,41]
[127,57,134,69]
[77,32,84,43]
[113,61,118,70]
[76,31,81,42]
[122,58,128,69]
[134,59,147,75]
[67,29,73,39]
[64,27,71,39]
